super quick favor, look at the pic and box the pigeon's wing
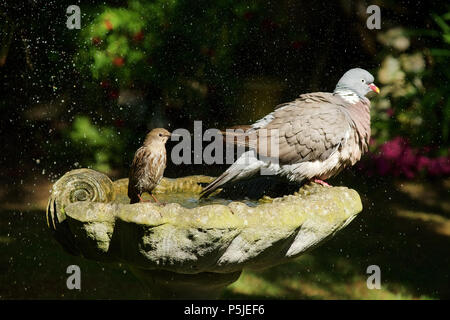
[201,93,353,199]
[253,93,352,165]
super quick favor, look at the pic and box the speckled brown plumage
[128,128,171,204]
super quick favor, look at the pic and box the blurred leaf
[67,116,125,173]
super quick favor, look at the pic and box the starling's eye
[159,133,162,137]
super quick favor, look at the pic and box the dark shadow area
[0,210,150,299]
[223,172,450,299]
[200,175,302,200]
[1,172,448,299]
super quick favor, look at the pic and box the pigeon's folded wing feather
[251,93,352,165]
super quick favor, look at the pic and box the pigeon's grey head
[334,68,379,97]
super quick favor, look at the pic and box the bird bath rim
[46,168,362,298]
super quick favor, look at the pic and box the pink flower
[427,159,441,176]
[441,157,450,174]
[365,137,450,178]
[429,157,450,176]
[401,147,416,166]
[380,137,406,160]
[416,156,431,171]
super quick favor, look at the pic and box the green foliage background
[1,0,450,301]
[0,0,449,175]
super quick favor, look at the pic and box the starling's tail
[129,196,139,204]
[128,186,140,204]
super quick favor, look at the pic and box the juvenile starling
[201,68,379,198]
[128,128,171,204]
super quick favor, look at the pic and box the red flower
[113,57,125,67]
[243,12,254,20]
[104,20,113,31]
[133,31,144,42]
[386,108,394,117]
[201,47,215,57]
[92,37,101,45]
[291,41,304,50]
[261,18,279,32]
[108,89,119,100]
[100,80,110,88]
[113,119,125,128]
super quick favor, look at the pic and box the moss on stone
[47,168,362,275]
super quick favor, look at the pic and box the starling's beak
[369,83,380,94]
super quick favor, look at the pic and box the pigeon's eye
[361,79,365,83]
[159,133,162,137]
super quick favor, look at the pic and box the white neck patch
[334,89,360,104]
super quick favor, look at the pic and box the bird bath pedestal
[46,169,362,299]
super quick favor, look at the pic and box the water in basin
[113,192,260,209]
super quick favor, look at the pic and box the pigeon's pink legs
[313,179,331,187]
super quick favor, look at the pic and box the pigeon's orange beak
[369,83,380,94]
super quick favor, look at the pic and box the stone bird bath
[46,168,362,299]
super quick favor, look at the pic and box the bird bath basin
[46,168,362,299]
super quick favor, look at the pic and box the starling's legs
[137,194,163,218]
[313,179,331,187]
[138,194,150,203]
[151,193,160,204]
[151,193,166,206]
[138,193,164,206]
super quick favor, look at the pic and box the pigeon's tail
[200,150,263,199]
[220,130,253,148]
[199,169,238,199]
